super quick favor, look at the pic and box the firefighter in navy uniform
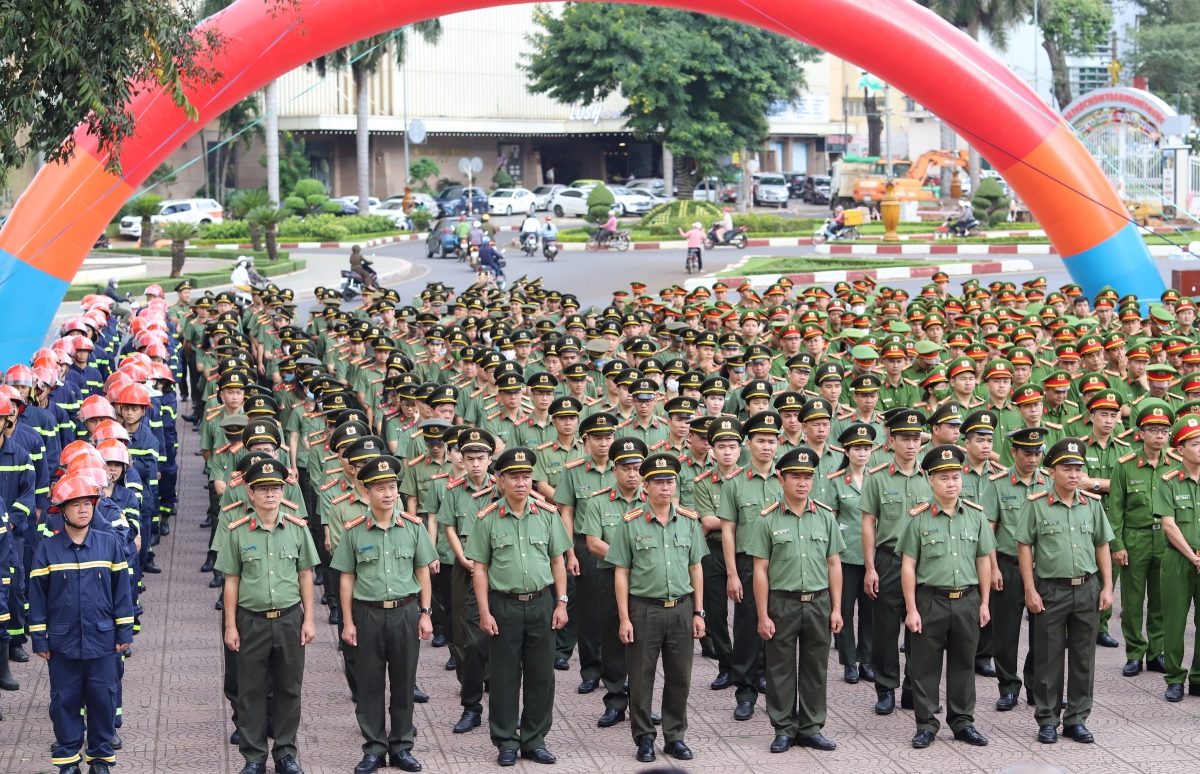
[29,472,134,774]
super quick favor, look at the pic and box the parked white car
[372,199,414,228]
[752,173,790,208]
[531,184,565,211]
[548,188,590,217]
[626,179,666,197]
[488,188,536,215]
[334,196,382,214]
[608,186,654,216]
[119,198,224,238]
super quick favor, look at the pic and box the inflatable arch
[0,0,1163,363]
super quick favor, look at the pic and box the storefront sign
[568,103,625,124]
[769,96,830,124]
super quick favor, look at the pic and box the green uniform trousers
[910,586,980,734]
[554,536,601,680]
[352,600,420,756]
[597,568,629,711]
[488,591,556,752]
[765,591,832,738]
[451,562,488,714]
[990,553,1034,697]
[870,547,911,695]
[328,568,358,699]
[1121,526,1165,661]
[626,596,694,743]
[1160,548,1200,685]
[700,539,733,673]
[1031,576,1100,727]
[434,562,454,644]
[835,563,872,667]
[235,605,305,765]
[731,552,765,704]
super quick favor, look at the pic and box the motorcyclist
[715,207,734,242]
[598,209,618,246]
[478,239,503,278]
[468,220,484,247]
[678,221,705,270]
[349,245,378,290]
[230,257,252,289]
[953,199,978,234]
[480,212,497,240]
[454,214,471,240]
[103,278,133,323]
[823,206,846,239]
[541,216,558,247]
[520,212,541,247]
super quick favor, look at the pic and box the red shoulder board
[590,486,611,498]
[285,474,298,485]
[537,440,556,450]
[222,501,245,512]
[486,411,501,420]
[826,470,842,480]
[564,458,586,469]
[447,477,465,490]
[908,502,931,516]
[812,498,833,512]
[677,507,699,520]
[760,502,780,516]
[1027,490,1049,501]
[532,497,558,512]
[430,472,450,480]
[1117,451,1137,464]
[725,466,744,480]
[477,502,499,519]
[1163,468,1184,481]
[343,514,367,530]
[228,515,251,530]
[332,492,353,505]
[471,486,494,499]
[693,470,710,483]
[1080,490,1101,500]
[281,498,300,510]
[623,508,644,522]
[868,462,890,474]
[284,513,307,527]
[401,511,423,525]
[962,500,984,511]
[650,440,666,450]
[320,479,339,491]
[988,470,1007,481]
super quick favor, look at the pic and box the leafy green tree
[230,189,271,250]
[147,162,179,190]
[1039,0,1111,109]
[492,168,515,191]
[247,206,288,261]
[409,158,440,192]
[211,95,265,204]
[1128,0,1200,117]
[130,194,164,248]
[262,131,310,197]
[523,5,818,198]
[161,221,197,278]
[586,183,616,223]
[970,177,1012,227]
[287,178,330,216]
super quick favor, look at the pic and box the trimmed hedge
[67,257,306,301]
[199,213,398,241]
[97,247,289,261]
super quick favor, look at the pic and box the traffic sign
[408,119,426,144]
[458,157,471,174]
[470,157,483,173]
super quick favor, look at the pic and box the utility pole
[1033,0,1038,100]
[843,84,850,159]
[403,49,410,188]
[885,83,893,178]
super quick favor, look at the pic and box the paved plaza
[1,424,1196,774]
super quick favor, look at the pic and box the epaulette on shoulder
[837,409,854,419]
[407,456,424,466]
[409,428,423,438]
[332,492,353,505]
[623,508,644,522]
[532,497,558,512]
[325,466,342,475]
[564,458,586,469]
[1118,428,1137,439]
[1118,451,1137,464]
[869,462,890,474]
[592,487,612,497]
[1169,450,1183,462]
[320,479,339,491]
[1044,421,1063,430]
[693,470,711,483]
[760,502,780,516]
[227,515,251,530]
[725,466,744,480]
[470,387,486,398]
[206,407,222,418]
[1163,468,1184,481]
[1064,399,1078,407]
[1027,490,1049,501]
[1114,436,1131,447]
[829,444,845,453]
[909,502,931,516]
[446,477,464,490]
[401,511,423,524]
[477,502,499,519]
[343,514,367,530]
[649,440,666,450]
[962,499,983,511]
[903,377,919,386]
[281,498,299,510]
[826,470,842,480]
[221,500,245,512]
[678,507,699,520]
[536,440,556,450]
[1080,490,1101,500]
[472,485,494,499]
[430,472,450,480]
[988,469,1008,481]
[284,513,306,527]
[1067,414,1083,423]
[812,498,833,511]
[486,410,501,420]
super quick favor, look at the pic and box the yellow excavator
[831,150,968,207]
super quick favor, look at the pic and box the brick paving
[2,425,1198,774]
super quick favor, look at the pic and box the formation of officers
[12,269,1200,773]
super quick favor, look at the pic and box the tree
[130,195,164,249]
[0,0,226,176]
[586,183,616,223]
[492,168,515,191]
[247,206,287,261]
[1039,0,1112,109]
[262,131,311,196]
[230,189,271,250]
[147,163,179,191]
[1128,0,1200,117]
[523,5,818,199]
[971,177,1012,226]
[212,95,265,205]
[285,178,330,216]
[162,221,197,278]
[409,158,440,192]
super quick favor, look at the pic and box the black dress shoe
[89,763,112,774]
[431,634,447,648]
[995,694,1016,711]
[413,687,428,703]
[520,748,557,764]
[230,729,240,745]
[874,689,895,715]
[1123,659,1143,677]
[844,664,859,683]
[1037,724,1058,744]
[274,755,304,774]
[111,730,123,749]
[954,725,988,746]
[200,516,214,529]
[328,608,340,625]
[1148,654,1167,673]
[453,710,482,733]
[770,734,791,753]
[794,733,837,750]
[200,555,216,573]
[651,712,661,725]
[710,671,731,690]
[597,708,625,727]
[974,662,997,678]
[1062,724,1094,743]
[733,701,755,720]
[391,750,422,772]
[9,644,29,663]
[578,678,598,694]
[215,598,224,611]
[497,750,517,766]
[311,570,322,586]
[859,663,875,682]
[701,641,717,659]
[911,729,936,748]
[143,559,162,574]
[160,521,171,536]
[1096,631,1119,648]
[238,765,265,774]
[445,655,457,671]
[354,754,384,774]
[1166,683,1185,702]
[663,740,692,760]
[1190,683,1200,697]
[553,657,570,671]
[900,690,914,710]
[636,736,656,762]
[756,673,767,694]
[209,573,225,588]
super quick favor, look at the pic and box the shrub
[972,177,1011,228]
[491,168,515,190]
[411,209,432,232]
[637,200,722,229]
[320,199,346,215]
[585,183,616,224]
[283,196,307,214]
[199,214,398,241]
[292,179,327,199]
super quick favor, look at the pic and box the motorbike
[340,258,377,299]
[937,216,981,238]
[521,232,539,256]
[456,237,470,262]
[586,229,631,252]
[810,220,860,246]
[543,240,558,261]
[468,243,481,268]
[480,250,508,290]
[704,224,748,249]
[685,247,701,274]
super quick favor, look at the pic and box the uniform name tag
[240,545,257,553]
[357,545,374,553]
[1130,480,1144,486]
[1177,494,1191,502]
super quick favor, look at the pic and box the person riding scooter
[478,238,503,278]
[541,216,558,247]
[715,207,734,242]
[820,206,847,240]
[678,221,705,271]
[598,209,618,246]
[349,245,378,291]
[520,211,541,250]
[952,199,979,235]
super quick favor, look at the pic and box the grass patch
[98,247,290,261]
[719,257,952,277]
[191,230,410,246]
[68,257,306,301]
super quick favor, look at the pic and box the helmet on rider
[145,283,164,298]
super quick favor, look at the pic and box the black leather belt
[920,585,977,599]
[771,588,829,601]
[997,552,1018,565]
[1139,523,1163,530]
[632,595,689,608]
[239,602,301,619]
[1168,542,1200,557]
[359,594,417,609]
[1045,573,1093,587]
[494,587,551,602]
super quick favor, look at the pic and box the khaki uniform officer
[606,453,707,763]
[333,455,437,774]
[1016,437,1115,745]
[464,447,572,767]
[900,445,994,750]
[827,421,877,685]
[695,416,741,691]
[216,459,320,774]
[748,446,843,754]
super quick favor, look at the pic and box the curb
[684,259,1036,291]
[817,244,1057,255]
[200,233,428,251]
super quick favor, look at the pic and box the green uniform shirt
[858,458,933,550]
[897,499,995,588]
[677,451,713,511]
[878,377,921,414]
[520,417,558,448]
[1082,432,1131,486]
[825,468,866,564]
[959,459,1004,504]
[531,437,586,493]
[214,509,320,611]
[553,456,616,534]
[1014,488,1114,578]
[399,453,452,515]
[603,504,707,599]
[743,498,844,592]
[980,467,1049,557]
[1153,466,1200,549]
[330,507,439,600]
[577,486,646,569]
[436,475,497,545]
[326,487,369,552]
[715,464,784,554]
[617,415,670,448]
[464,497,573,594]
[1107,445,1175,552]
[481,407,530,450]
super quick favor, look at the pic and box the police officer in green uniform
[606,452,706,763]
[959,409,1003,677]
[981,426,1049,711]
[464,447,572,766]
[531,396,585,500]
[695,416,743,690]
[333,455,436,774]
[1078,389,1129,649]
[1016,437,1115,744]
[217,459,320,774]
[747,446,843,753]
[860,407,932,715]
[899,445,993,749]
[827,422,876,684]
[1108,399,1173,677]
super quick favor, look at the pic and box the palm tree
[312,22,443,215]
[215,96,266,205]
[247,205,287,261]
[230,188,272,250]
[130,194,164,248]
[162,221,198,278]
